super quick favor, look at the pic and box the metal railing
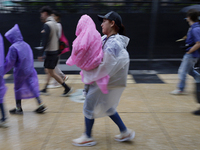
[0,0,199,14]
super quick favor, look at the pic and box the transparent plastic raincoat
[0,34,7,103]
[82,34,130,119]
[4,24,39,100]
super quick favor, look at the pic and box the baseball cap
[98,11,122,28]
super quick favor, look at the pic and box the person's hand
[38,56,43,62]
[176,38,185,42]
[186,51,190,54]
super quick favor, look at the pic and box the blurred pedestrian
[72,11,135,147]
[47,10,70,89]
[170,9,200,96]
[38,6,72,96]
[0,34,8,127]
[4,24,47,114]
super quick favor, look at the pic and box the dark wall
[0,13,188,59]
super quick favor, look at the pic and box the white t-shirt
[57,23,62,38]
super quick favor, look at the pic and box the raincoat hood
[4,24,23,44]
[102,34,130,49]
[75,15,96,36]
[116,34,130,48]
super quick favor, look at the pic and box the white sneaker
[47,84,62,89]
[115,129,135,142]
[72,133,96,147]
[0,120,8,128]
[170,89,187,95]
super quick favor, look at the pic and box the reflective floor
[1,74,200,150]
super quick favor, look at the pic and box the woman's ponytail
[119,24,126,36]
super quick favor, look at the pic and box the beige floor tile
[156,113,200,150]
[44,113,108,150]
[1,75,200,150]
[157,74,194,84]
[0,113,57,150]
[107,113,173,150]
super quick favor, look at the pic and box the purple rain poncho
[0,34,7,104]
[4,24,39,100]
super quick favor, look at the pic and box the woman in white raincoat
[72,11,135,147]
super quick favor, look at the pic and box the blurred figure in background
[170,9,200,95]
[47,10,70,89]
[0,34,8,127]
[38,6,72,96]
[4,24,47,114]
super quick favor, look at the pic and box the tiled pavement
[1,60,200,150]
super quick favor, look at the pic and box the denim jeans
[178,53,200,91]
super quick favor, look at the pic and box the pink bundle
[66,15,109,94]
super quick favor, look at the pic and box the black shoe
[61,88,73,97]
[40,89,50,96]
[34,105,47,113]
[192,109,200,115]
[9,108,23,115]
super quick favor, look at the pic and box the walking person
[47,10,70,89]
[4,24,47,114]
[72,11,135,147]
[38,6,72,96]
[171,9,200,95]
[170,9,200,96]
[0,33,8,127]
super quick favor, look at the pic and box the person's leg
[178,54,194,91]
[0,103,8,127]
[40,69,51,95]
[55,66,66,79]
[50,57,67,87]
[48,69,71,96]
[109,112,127,132]
[109,111,135,142]
[188,58,200,115]
[48,69,63,84]
[34,96,47,113]
[35,97,42,105]
[72,117,96,146]
[0,103,6,121]
[44,69,51,89]
[85,117,95,138]
[16,99,22,109]
[9,99,23,114]
[188,57,200,82]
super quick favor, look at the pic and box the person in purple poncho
[4,24,47,114]
[0,33,8,127]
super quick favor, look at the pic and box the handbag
[58,30,70,55]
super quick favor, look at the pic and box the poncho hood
[5,24,23,44]
[75,15,96,36]
[102,34,130,49]
[116,34,130,49]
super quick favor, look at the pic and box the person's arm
[4,46,17,74]
[38,24,50,58]
[186,42,200,54]
[176,35,187,42]
[187,28,200,54]
[57,23,62,39]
